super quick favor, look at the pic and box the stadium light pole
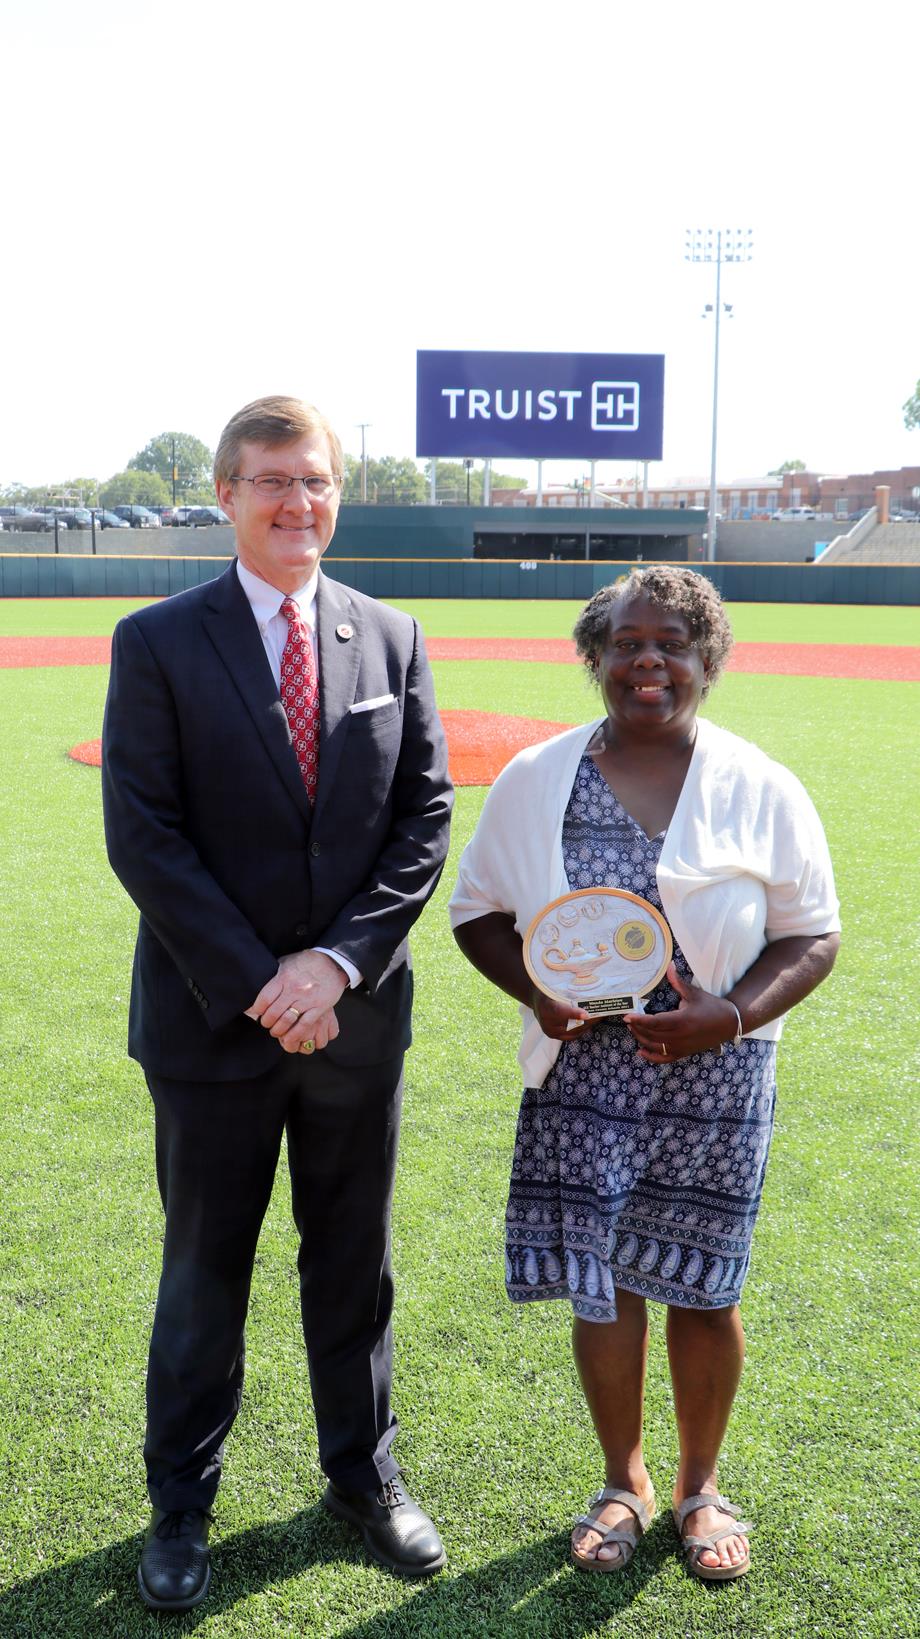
[685,227,753,561]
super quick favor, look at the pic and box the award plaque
[523,888,673,1019]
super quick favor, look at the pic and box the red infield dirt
[426,637,920,681]
[4,633,919,680]
[1,635,113,667]
[438,711,570,785]
[69,740,105,767]
[65,713,572,787]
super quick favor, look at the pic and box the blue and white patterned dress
[505,755,777,1321]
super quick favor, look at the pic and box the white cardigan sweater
[449,716,840,1088]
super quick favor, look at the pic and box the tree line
[0,433,217,510]
[341,456,526,505]
[1,435,528,511]
[5,380,917,511]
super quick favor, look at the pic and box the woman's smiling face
[597,594,710,737]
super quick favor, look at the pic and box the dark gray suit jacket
[102,563,453,1081]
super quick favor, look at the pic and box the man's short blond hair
[213,396,345,486]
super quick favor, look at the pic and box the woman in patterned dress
[449,568,839,1581]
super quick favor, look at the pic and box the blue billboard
[416,349,665,460]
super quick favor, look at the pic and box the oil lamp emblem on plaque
[524,889,672,1018]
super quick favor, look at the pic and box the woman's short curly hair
[573,566,734,698]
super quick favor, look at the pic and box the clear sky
[2,0,917,491]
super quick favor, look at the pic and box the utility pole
[356,423,371,504]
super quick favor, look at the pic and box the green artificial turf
[1,597,919,646]
[0,609,917,1637]
[387,599,920,647]
[0,598,157,636]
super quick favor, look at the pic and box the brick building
[491,466,920,519]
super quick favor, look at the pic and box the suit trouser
[143,1050,404,1511]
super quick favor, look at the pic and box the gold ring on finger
[661,1041,667,1056]
[285,1006,301,1020]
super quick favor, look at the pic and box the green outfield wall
[1,553,917,603]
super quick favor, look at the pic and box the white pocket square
[349,694,397,714]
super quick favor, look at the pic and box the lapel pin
[336,623,354,641]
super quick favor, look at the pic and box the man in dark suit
[102,395,453,1610]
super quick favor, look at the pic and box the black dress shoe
[324,1477,446,1577]
[137,1507,213,1610]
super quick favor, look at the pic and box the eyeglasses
[230,473,339,499]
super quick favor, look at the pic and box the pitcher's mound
[69,710,572,787]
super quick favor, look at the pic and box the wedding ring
[285,1006,301,1020]
[300,1039,315,1055]
[660,1041,667,1056]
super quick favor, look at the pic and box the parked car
[160,505,195,526]
[55,508,96,530]
[112,504,162,528]
[773,506,817,520]
[0,505,57,532]
[95,510,131,529]
[187,505,231,526]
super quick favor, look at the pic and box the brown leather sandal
[672,1492,753,1581]
[571,1486,656,1573]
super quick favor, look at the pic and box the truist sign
[416,349,665,460]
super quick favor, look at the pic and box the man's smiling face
[216,433,341,593]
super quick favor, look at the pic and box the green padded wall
[1,553,917,603]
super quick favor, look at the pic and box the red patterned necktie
[279,596,320,801]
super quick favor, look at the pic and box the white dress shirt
[235,560,362,991]
[235,559,318,686]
